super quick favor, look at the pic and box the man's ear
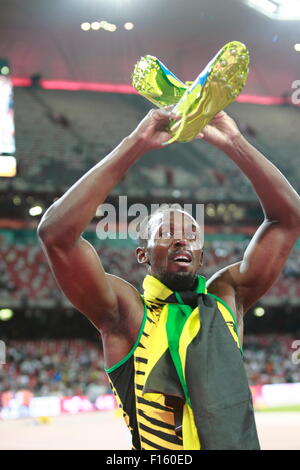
[136,246,151,265]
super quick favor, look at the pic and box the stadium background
[0,0,300,450]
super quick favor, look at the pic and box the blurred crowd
[0,88,299,200]
[244,335,300,385]
[0,340,110,399]
[0,336,299,401]
[1,235,300,307]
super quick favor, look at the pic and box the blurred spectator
[0,232,299,306]
[0,340,110,397]
[244,335,300,385]
[0,336,299,400]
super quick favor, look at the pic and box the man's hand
[129,106,180,151]
[197,111,241,150]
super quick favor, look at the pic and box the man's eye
[156,230,197,240]
[160,231,172,239]
[186,232,197,240]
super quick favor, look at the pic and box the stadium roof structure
[0,0,299,98]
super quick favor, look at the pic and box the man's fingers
[163,104,180,114]
[212,110,226,121]
[170,113,181,120]
[150,108,181,122]
[162,105,181,120]
[164,104,175,111]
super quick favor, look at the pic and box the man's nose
[174,238,188,247]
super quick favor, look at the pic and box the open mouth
[171,252,193,265]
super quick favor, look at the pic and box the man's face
[137,210,204,291]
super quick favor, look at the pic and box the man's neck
[151,272,198,292]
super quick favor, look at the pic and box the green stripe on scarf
[142,274,260,450]
[166,303,193,407]
[165,275,207,408]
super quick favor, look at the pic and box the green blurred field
[255,405,300,412]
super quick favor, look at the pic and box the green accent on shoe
[167,41,250,143]
[132,55,187,108]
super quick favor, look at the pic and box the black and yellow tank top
[104,288,241,450]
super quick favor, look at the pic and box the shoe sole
[132,55,187,108]
[167,41,249,143]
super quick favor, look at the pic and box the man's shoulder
[106,273,145,322]
[101,274,145,369]
[206,261,244,320]
[107,273,140,292]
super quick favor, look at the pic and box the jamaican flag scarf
[142,274,260,450]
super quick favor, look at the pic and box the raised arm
[201,112,300,316]
[37,107,179,332]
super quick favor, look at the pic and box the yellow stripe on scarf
[142,275,174,306]
[217,301,241,351]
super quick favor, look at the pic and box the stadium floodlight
[91,21,101,30]
[124,22,134,30]
[107,24,117,32]
[254,307,265,317]
[0,156,17,177]
[29,205,43,216]
[0,309,13,321]
[81,22,91,31]
[246,0,277,15]
[1,66,10,75]
[245,0,300,20]
[279,0,300,19]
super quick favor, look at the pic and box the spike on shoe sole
[167,41,250,143]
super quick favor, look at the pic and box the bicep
[40,236,119,331]
[229,220,299,311]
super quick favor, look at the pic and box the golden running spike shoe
[132,55,187,107]
[167,41,250,144]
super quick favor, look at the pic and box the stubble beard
[155,269,197,292]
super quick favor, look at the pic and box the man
[38,107,300,450]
